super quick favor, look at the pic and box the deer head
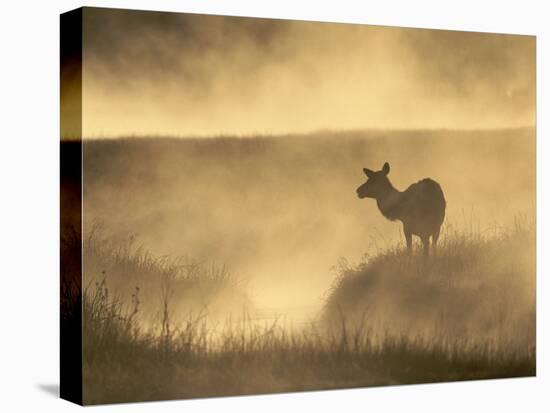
[356,162,392,199]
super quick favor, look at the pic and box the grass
[324,220,536,353]
[73,222,536,405]
[83,227,252,327]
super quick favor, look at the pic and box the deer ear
[363,168,375,178]
[382,162,390,175]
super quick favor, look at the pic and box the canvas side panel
[60,7,83,406]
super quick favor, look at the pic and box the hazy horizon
[73,125,535,141]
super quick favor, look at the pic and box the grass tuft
[73,222,536,404]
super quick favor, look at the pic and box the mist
[80,8,535,138]
[82,128,535,312]
[65,9,537,401]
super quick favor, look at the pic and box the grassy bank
[78,223,535,405]
[82,281,534,405]
[324,221,536,353]
[83,228,251,327]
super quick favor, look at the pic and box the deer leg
[432,228,440,255]
[421,236,430,256]
[404,226,412,254]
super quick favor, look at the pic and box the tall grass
[83,227,251,327]
[79,222,535,404]
[324,220,535,357]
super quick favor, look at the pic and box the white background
[0,0,548,411]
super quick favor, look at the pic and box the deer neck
[375,185,402,222]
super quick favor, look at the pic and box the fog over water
[77,8,535,316]
[83,129,535,311]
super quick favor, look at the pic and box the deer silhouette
[356,162,446,255]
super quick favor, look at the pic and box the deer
[356,162,446,256]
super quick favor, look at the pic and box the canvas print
[60,7,536,405]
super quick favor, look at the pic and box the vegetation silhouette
[72,222,535,404]
[70,129,535,404]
